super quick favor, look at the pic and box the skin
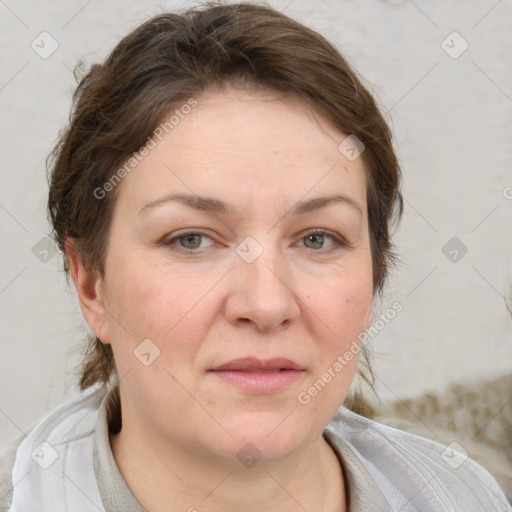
[68,86,374,512]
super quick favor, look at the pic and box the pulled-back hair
[47,1,402,415]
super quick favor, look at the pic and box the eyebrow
[139,192,363,217]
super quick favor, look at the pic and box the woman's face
[94,87,373,463]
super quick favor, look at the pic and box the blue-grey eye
[178,233,203,249]
[303,233,326,249]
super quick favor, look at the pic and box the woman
[1,2,510,511]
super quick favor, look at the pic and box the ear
[66,239,111,344]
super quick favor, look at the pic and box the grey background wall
[1,0,511,450]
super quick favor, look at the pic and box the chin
[207,410,315,464]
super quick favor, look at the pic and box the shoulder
[0,435,25,512]
[3,385,108,512]
[325,407,512,511]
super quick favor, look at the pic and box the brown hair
[47,1,402,415]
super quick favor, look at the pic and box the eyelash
[162,229,348,254]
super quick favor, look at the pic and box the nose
[224,242,301,332]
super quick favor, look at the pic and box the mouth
[208,357,306,394]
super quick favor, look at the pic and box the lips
[209,357,305,393]
[209,357,304,372]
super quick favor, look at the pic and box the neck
[109,417,347,512]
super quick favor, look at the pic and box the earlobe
[65,239,111,344]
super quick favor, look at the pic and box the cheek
[104,259,181,341]
[295,275,372,427]
[313,270,373,339]
[104,258,217,369]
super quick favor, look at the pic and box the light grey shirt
[1,385,511,511]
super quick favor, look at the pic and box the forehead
[173,87,347,162]
[114,87,368,216]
